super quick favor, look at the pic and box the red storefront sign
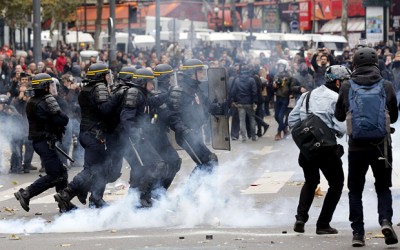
[298,0,364,31]
[299,1,311,30]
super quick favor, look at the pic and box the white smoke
[0,121,399,234]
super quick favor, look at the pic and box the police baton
[55,144,75,163]
[128,137,144,167]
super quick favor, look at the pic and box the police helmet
[0,94,9,104]
[133,68,154,87]
[325,65,352,83]
[182,59,207,76]
[353,47,378,69]
[118,66,136,82]
[31,73,53,90]
[154,64,173,82]
[86,62,109,81]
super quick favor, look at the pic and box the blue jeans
[348,149,393,235]
[274,97,289,132]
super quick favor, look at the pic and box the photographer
[273,59,294,141]
[311,48,336,87]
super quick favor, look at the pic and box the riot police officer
[168,58,221,174]
[150,63,182,189]
[14,73,70,212]
[121,68,167,207]
[54,63,117,211]
[106,66,137,184]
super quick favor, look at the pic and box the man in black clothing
[54,63,118,211]
[335,47,399,247]
[14,73,70,212]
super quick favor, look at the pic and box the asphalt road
[1,116,400,250]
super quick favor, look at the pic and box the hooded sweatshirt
[334,65,398,151]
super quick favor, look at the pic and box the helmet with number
[353,47,378,69]
[118,66,136,83]
[325,65,352,83]
[132,68,154,88]
[86,62,109,82]
[0,94,9,104]
[31,73,53,90]
[277,59,289,69]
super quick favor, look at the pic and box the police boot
[14,188,30,212]
[139,192,153,208]
[77,191,88,205]
[54,188,78,213]
[88,197,108,209]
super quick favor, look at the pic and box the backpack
[291,90,337,160]
[347,79,390,142]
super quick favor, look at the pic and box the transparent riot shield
[207,67,231,151]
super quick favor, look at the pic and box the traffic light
[129,6,138,23]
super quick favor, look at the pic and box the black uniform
[54,63,118,211]
[168,75,218,173]
[14,87,69,212]
[121,84,167,207]
[146,64,182,189]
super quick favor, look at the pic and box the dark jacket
[335,65,398,151]
[229,74,257,105]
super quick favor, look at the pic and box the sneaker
[14,188,30,212]
[274,132,282,141]
[316,226,338,235]
[231,137,238,141]
[352,234,365,247]
[294,220,305,233]
[381,219,398,245]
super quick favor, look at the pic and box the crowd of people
[0,37,400,247]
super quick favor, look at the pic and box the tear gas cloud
[0,113,26,174]
[0,121,399,234]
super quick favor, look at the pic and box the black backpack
[291,90,337,160]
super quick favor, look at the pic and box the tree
[341,0,348,40]
[0,0,32,50]
[41,0,81,45]
[94,0,104,50]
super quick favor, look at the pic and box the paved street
[1,116,400,249]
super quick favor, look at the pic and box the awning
[320,17,365,33]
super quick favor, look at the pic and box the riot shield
[207,67,231,151]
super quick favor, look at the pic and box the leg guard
[193,153,218,174]
[162,158,182,190]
